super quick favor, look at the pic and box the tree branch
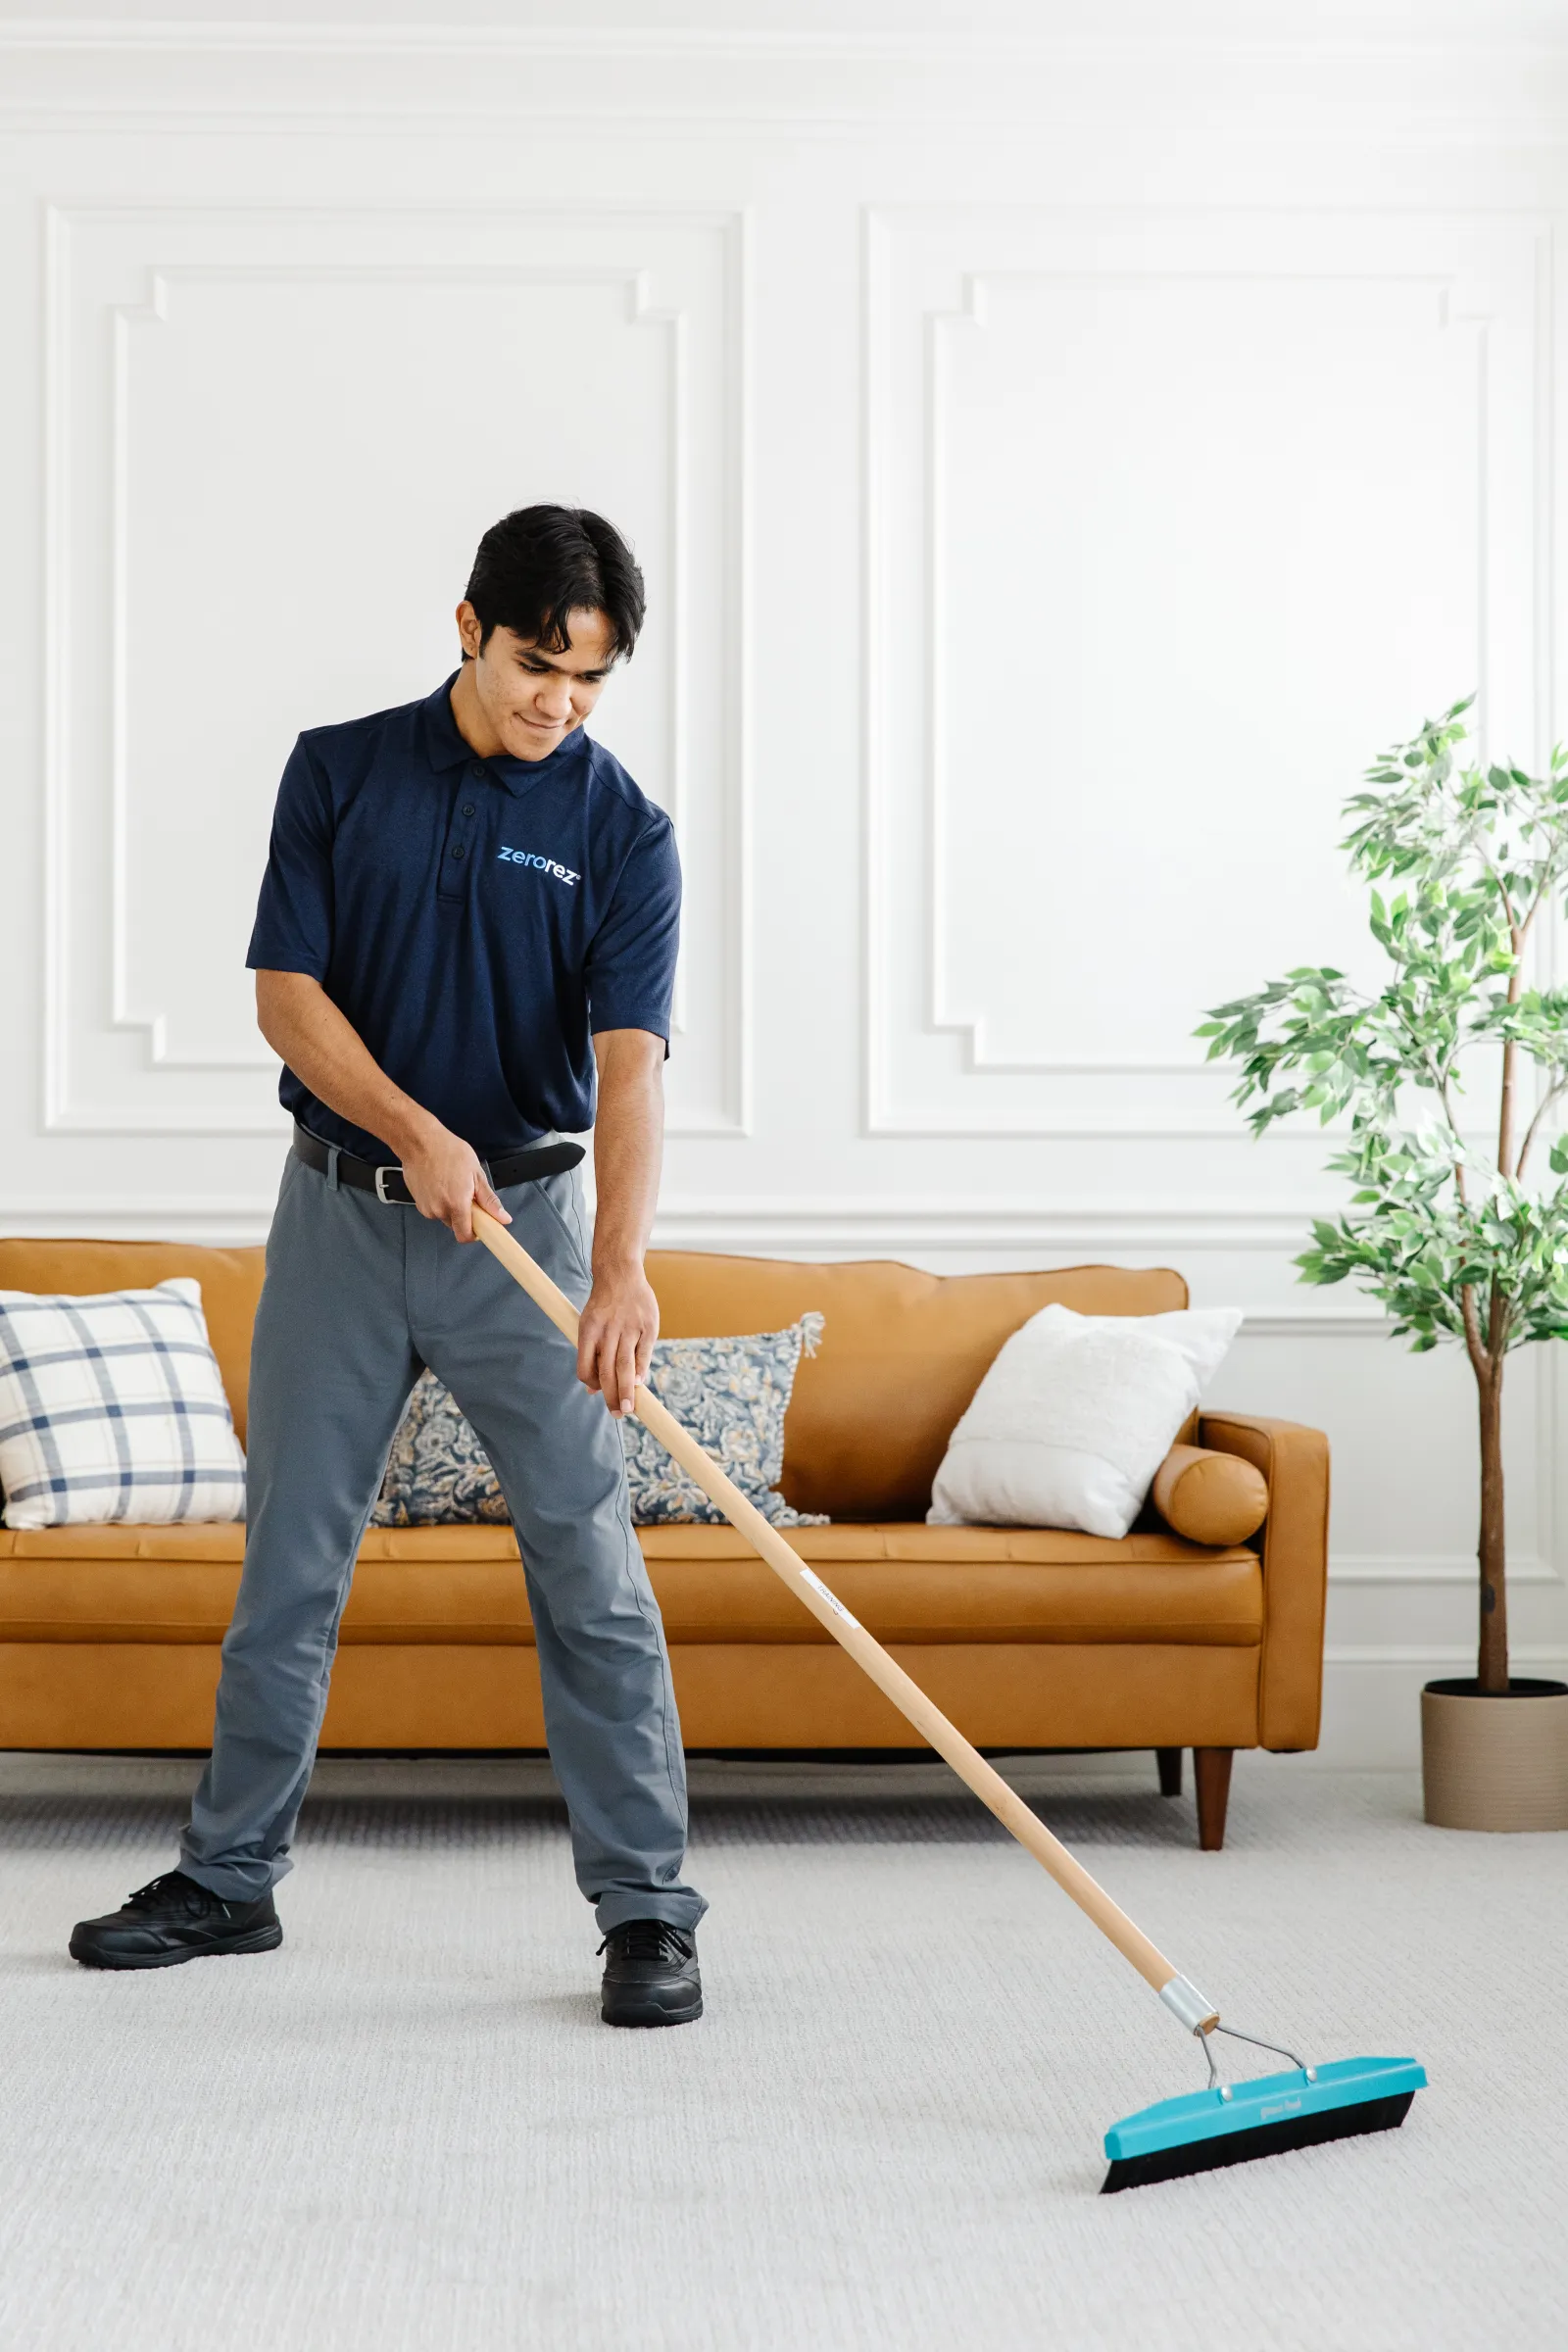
[1474,837,1523,938]
[1422,1055,1473,1205]
[1495,912,1527,1179]
[1458,1280,1490,1382]
[1515,1071,1568,1183]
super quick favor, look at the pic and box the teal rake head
[1102,2023,1427,2193]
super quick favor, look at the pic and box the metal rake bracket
[1200,2022,1318,2100]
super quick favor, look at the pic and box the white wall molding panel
[42,201,748,1138]
[864,205,1550,1136]
[3,6,1567,1763]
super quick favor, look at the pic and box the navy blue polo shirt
[246,673,680,1162]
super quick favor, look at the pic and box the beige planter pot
[1421,1678,1568,1832]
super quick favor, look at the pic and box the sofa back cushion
[647,1254,1190,1521]
[0,1241,1192,1521]
[0,1242,266,1446]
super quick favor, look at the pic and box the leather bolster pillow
[1152,1444,1269,1545]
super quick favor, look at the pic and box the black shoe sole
[69,1920,283,1971]
[601,1987,704,2029]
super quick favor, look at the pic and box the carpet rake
[474,1211,1426,2192]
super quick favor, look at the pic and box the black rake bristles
[1101,2088,1417,2193]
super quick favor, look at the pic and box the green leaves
[1286,1155,1568,1356]
[1198,700,1568,1358]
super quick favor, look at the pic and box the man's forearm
[255,970,508,1241]
[575,1029,665,1413]
[256,970,437,1159]
[591,1031,664,1272]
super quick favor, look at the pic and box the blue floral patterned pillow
[620,1315,827,1528]
[370,1315,827,1529]
[371,1370,512,1527]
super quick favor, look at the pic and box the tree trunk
[1477,1360,1509,1694]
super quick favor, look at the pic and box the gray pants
[180,1151,705,1936]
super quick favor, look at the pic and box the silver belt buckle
[373,1164,405,1204]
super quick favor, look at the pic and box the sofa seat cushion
[0,1522,1260,1647]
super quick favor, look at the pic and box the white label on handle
[797,1566,863,1632]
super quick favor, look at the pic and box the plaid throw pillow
[372,1315,827,1530]
[0,1279,247,1530]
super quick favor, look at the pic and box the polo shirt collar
[418,671,589,799]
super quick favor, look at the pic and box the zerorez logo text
[497,848,579,886]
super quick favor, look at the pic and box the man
[70,506,706,2026]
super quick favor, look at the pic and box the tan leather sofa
[0,1239,1329,1848]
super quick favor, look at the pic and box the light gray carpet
[0,1754,1562,2351]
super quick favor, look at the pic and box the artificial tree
[1199,699,1568,1696]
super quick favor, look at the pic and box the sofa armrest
[1199,1411,1330,1751]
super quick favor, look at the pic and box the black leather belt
[292,1122,583,1204]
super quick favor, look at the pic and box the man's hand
[398,1121,511,1244]
[576,1258,659,1418]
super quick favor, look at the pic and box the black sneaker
[70,1870,282,1971]
[598,1919,703,2027]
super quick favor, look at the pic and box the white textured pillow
[0,1279,246,1530]
[928,1303,1244,1539]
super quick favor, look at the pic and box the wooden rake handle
[473,1208,1200,2011]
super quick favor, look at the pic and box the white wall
[3,3,1567,1760]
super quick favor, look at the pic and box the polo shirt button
[470,763,486,780]
[463,803,475,817]
[450,845,466,860]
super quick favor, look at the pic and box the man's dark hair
[463,504,645,662]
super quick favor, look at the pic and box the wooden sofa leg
[1194,1747,1234,1850]
[1155,1747,1183,1797]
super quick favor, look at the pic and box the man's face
[456,602,615,762]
